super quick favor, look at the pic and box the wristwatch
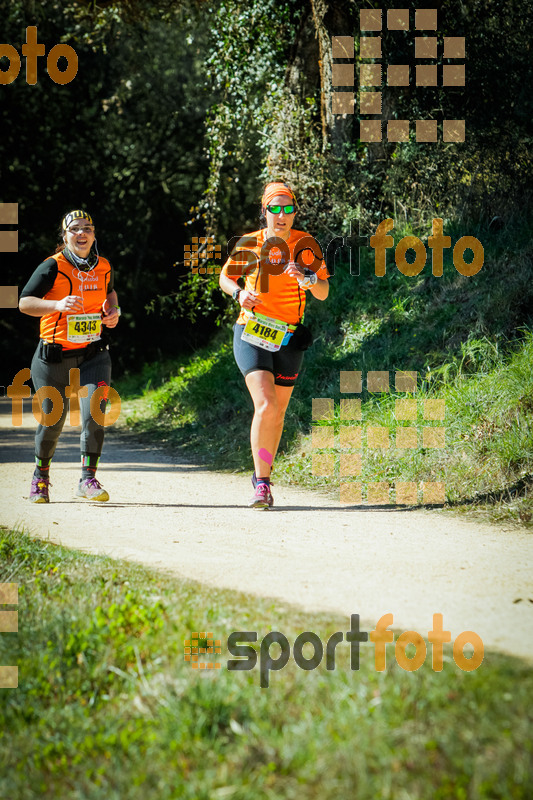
[232,288,242,302]
[298,270,318,289]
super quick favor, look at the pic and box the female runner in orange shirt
[19,209,120,503]
[219,181,329,508]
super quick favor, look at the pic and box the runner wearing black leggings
[19,209,120,502]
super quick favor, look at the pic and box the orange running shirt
[21,251,114,350]
[220,228,329,325]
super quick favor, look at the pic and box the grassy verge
[292,331,533,526]
[115,216,533,526]
[1,526,532,799]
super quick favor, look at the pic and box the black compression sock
[81,453,100,480]
[34,457,51,479]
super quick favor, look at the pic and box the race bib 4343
[66,313,102,343]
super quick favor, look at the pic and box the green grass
[296,331,533,525]
[1,527,532,799]
[115,215,533,527]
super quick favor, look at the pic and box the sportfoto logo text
[185,613,484,688]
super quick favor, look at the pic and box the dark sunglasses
[266,204,295,214]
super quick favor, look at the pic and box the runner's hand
[101,299,120,328]
[283,260,305,281]
[284,261,317,290]
[55,295,83,313]
[239,290,262,311]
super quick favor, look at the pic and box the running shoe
[248,482,274,509]
[30,476,51,503]
[77,476,109,502]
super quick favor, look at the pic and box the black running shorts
[233,324,304,387]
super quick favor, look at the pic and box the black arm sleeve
[20,258,58,299]
[107,264,114,294]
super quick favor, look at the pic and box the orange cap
[261,182,295,210]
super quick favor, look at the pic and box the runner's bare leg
[245,371,294,477]
[271,383,294,461]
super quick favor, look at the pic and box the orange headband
[261,182,295,210]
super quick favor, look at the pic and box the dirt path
[1,398,532,661]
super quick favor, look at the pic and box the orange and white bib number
[66,313,102,343]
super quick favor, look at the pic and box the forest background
[1,0,533,519]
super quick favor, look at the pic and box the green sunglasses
[266,204,295,214]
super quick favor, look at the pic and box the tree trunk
[310,0,333,152]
